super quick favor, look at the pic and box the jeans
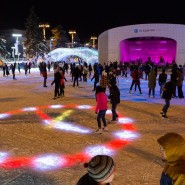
[162,99,170,113]
[97,109,107,128]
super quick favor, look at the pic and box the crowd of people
[1,58,185,184]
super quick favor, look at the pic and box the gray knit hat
[87,155,115,182]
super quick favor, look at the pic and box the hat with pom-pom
[86,155,115,182]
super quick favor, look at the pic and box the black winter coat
[109,85,120,104]
[161,81,175,100]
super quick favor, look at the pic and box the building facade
[98,23,185,66]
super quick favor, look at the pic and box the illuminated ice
[118,117,134,124]
[114,130,139,140]
[85,145,114,157]
[22,107,38,111]
[49,105,64,109]
[33,154,65,172]
[54,121,92,134]
[77,105,92,109]
[106,109,112,115]
[42,119,51,126]
[0,152,9,163]
[0,113,10,119]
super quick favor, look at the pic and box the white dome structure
[98,23,185,66]
[48,47,98,65]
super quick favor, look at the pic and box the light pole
[11,46,15,62]
[91,36,97,49]
[50,38,54,52]
[12,33,22,61]
[68,30,76,48]
[39,23,50,40]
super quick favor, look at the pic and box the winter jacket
[148,70,156,89]
[109,85,120,104]
[76,173,110,185]
[162,81,175,100]
[159,73,167,85]
[157,133,185,185]
[95,92,108,113]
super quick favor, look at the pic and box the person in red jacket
[95,86,108,134]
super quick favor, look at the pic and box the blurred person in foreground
[76,155,115,185]
[157,132,185,185]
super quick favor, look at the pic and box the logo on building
[134,29,138,33]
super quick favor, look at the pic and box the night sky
[1,0,185,43]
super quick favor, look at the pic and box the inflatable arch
[48,47,98,65]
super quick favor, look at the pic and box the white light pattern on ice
[118,117,134,124]
[54,121,92,134]
[76,105,93,109]
[22,107,38,111]
[113,130,139,140]
[85,145,115,157]
[0,152,9,163]
[0,113,10,119]
[33,154,65,171]
[106,109,112,115]
[49,105,64,109]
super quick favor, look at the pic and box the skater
[160,76,175,118]
[157,132,185,185]
[158,68,167,96]
[76,155,116,185]
[109,84,120,121]
[94,86,108,134]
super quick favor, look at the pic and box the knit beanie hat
[85,155,115,183]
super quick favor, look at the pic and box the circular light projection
[0,104,139,172]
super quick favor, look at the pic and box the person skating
[160,76,175,118]
[94,86,108,134]
[109,84,120,121]
[157,132,185,185]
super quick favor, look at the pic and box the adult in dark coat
[51,70,62,99]
[161,76,175,118]
[109,84,120,121]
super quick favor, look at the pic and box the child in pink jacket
[95,86,108,134]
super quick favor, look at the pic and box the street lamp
[12,33,22,61]
[50,38,54,52]
[39,23,50,40]
[11,46,15,62]
[91,36,97,49]
[68,30,76,48]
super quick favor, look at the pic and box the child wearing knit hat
[76,155,115,185]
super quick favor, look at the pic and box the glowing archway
[48,47,98,65]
